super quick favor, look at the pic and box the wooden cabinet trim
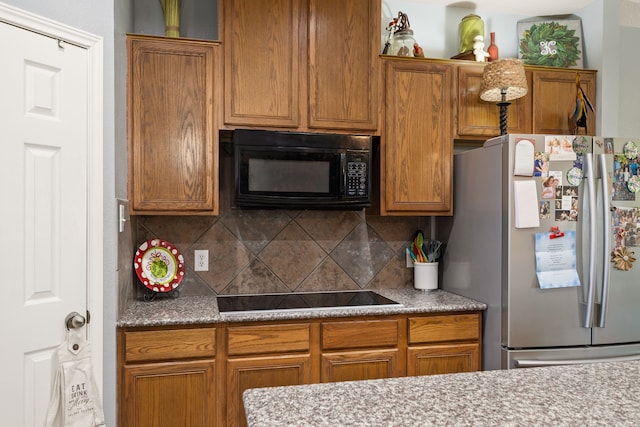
[321,319,398,350]
[124,328,216,362]
[227,323,310,356]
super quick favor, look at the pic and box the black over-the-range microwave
[230,129,374,209]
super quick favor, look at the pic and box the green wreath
[519,21,581,67]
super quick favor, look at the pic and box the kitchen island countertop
[117,288,486,327]
[243,360,640,426]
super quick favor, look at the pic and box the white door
[0,21,91,427]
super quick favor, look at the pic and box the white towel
[45,327,105,427]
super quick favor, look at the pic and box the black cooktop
[217,291,402,313]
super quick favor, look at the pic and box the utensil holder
[414,262,438,290]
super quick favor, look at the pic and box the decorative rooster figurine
[568,73,594,134]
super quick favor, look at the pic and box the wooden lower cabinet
[408,343,480,376]
[407,313,482,377]
[123,360,216,427]
[119,312,482,427]
[320,319,400,382]
[226,355,312,427]
[321,349,399,382]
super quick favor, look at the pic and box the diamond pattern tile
[366,254,414,289]
[296,257,360,292]
[294,210,363,252]
[190,221,253,293]
[366,215,420,252]
[138,215,218,249]
[221,258,291,295]
[259,222,326,288]
[221,209,293,254]
[330,222,396,287]
[125,208,426,300]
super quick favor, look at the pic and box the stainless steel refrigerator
[439,134,640,370]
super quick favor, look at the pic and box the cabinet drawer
[409,314,480,344]
[227,324,310,356]
[124,328,216,362]
[322,320,398,350]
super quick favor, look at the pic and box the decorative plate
[134,239,185,293]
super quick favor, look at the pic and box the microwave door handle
[583,153,597,328]
[340,153,346,194]
[598,153,611,328]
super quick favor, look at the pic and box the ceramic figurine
[473,35,489,62]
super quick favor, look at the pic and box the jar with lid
[389,29,416,57]
[459,14,484,53]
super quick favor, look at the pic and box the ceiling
[421,0,597,16]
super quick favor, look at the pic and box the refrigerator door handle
[598,153,611,328]
[514,353,640,368]
[582,154,597,328]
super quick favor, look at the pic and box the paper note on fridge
[513,180,540,228]
[534,230,581,289]
[513,139,535,176]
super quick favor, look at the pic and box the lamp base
[497,101,511,136]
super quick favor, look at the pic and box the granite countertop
[117,289,487,327]
[243,360,640,426]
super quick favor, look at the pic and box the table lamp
[479,58,528,135]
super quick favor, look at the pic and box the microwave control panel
[346,160,368,196]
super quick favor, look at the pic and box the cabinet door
[407,343,480,376]
[227,355,311,427]
[308,0,379,131]
[532,68,596,134]
[223,0,303,128]
[122,360,215,427]
[456,64,532,138]
[321,349,400,382]
[382,59,453,215]
[128,36,219,214]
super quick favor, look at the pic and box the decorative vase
[160,0,181,37]
[488,32,499,62]
[459,14,484,53]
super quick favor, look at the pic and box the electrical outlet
[194,250,209,271]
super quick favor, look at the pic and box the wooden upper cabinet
[307,0,379,130]
[532,67,596,135]
[128,35,220,215]
[456,63,533,138]
[382,59,453,216]
[223,0,303,128]
[222,0,379,132]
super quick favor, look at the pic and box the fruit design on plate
[134,239,185,293]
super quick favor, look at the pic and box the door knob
[65,311,86,330]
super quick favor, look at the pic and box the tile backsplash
[130,209,427,300]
